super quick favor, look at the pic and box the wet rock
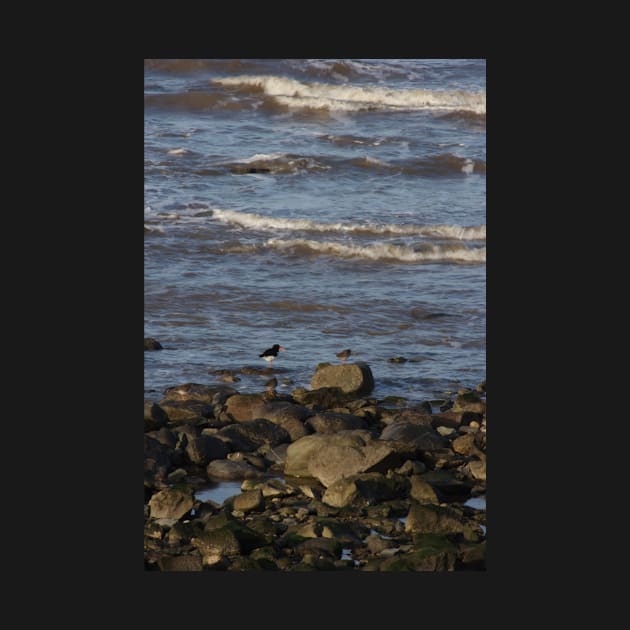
[277,417,310,442]
[162,383,238,405]
[144,338,163,351]
[322,472,411,508]
[378,541,456,571]
[157,399,214,423]
[259,401,311,424]
[146,427,177,449]
[166,468,188,483]
[464,459,486,481]
[144,400,169,431]
[206,459,268,480]
[394,460,427,476]
[457,540,486,570]
[291,386,355,410]
[452,390,486,415]
[405,503,467,535]
[431,410,483,430]
[390,409,433,425]
[419,448,466,470]
[223,394,289,423]
[380,422,446,451]
[185,435,230,466]
[148,486,194,520]
[451,433,486,460]
[233,489,264,513]
[419,470,473,501]
[306,412,368,433]
[228,452,267,469]
[217,418,290,452]
[284,431,410,487]
[310,362,375,396]
[164,521,196,546]
[241,478,292,498]
[156,555,203,571]
[144,434,173,485]
[409,476,440,504]
[258,443,290,467]
[293,536,344,562]
[191,527,241,561]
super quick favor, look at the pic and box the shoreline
[144,360,486,571]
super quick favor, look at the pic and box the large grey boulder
[322,472,410,508]
[148,486,194,520]
[310,362,374,396]
[284,430,409,487]
[222,393,267,423]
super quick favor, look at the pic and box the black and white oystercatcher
[259,344,285,367]
[336,348,351,364]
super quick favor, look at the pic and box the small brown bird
[264,376,278,399]
[336,348,351,364]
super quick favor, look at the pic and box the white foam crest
[213,75,486,114]
[363,155,390,166]
[265,238,486,263]
[234,152,288,164]
[144,224,165,234]
[167,148,188,155]
[211,209,485,241]
[461,158,475,174]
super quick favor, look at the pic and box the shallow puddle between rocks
[464,495,486,511]
[341,548,360,566]
[194,481,245,505]
[194,477,285,505]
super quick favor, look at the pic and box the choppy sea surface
[144,59,486,405]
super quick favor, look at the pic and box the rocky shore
[144,356,486,571]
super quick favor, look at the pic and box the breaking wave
[264,238,486,263]
[211,208,485,240]
[212,75,486,114]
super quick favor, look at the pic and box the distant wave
[144,91,255,112]
[265,238,486,263]
[211,208,485,240]
[211,151,484,176]
[338,153,485,175]
[212,75,486,114]
[144,59,262,74]
[318,133,408,147]
[292,59,413,83]
[225,152,329,174]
